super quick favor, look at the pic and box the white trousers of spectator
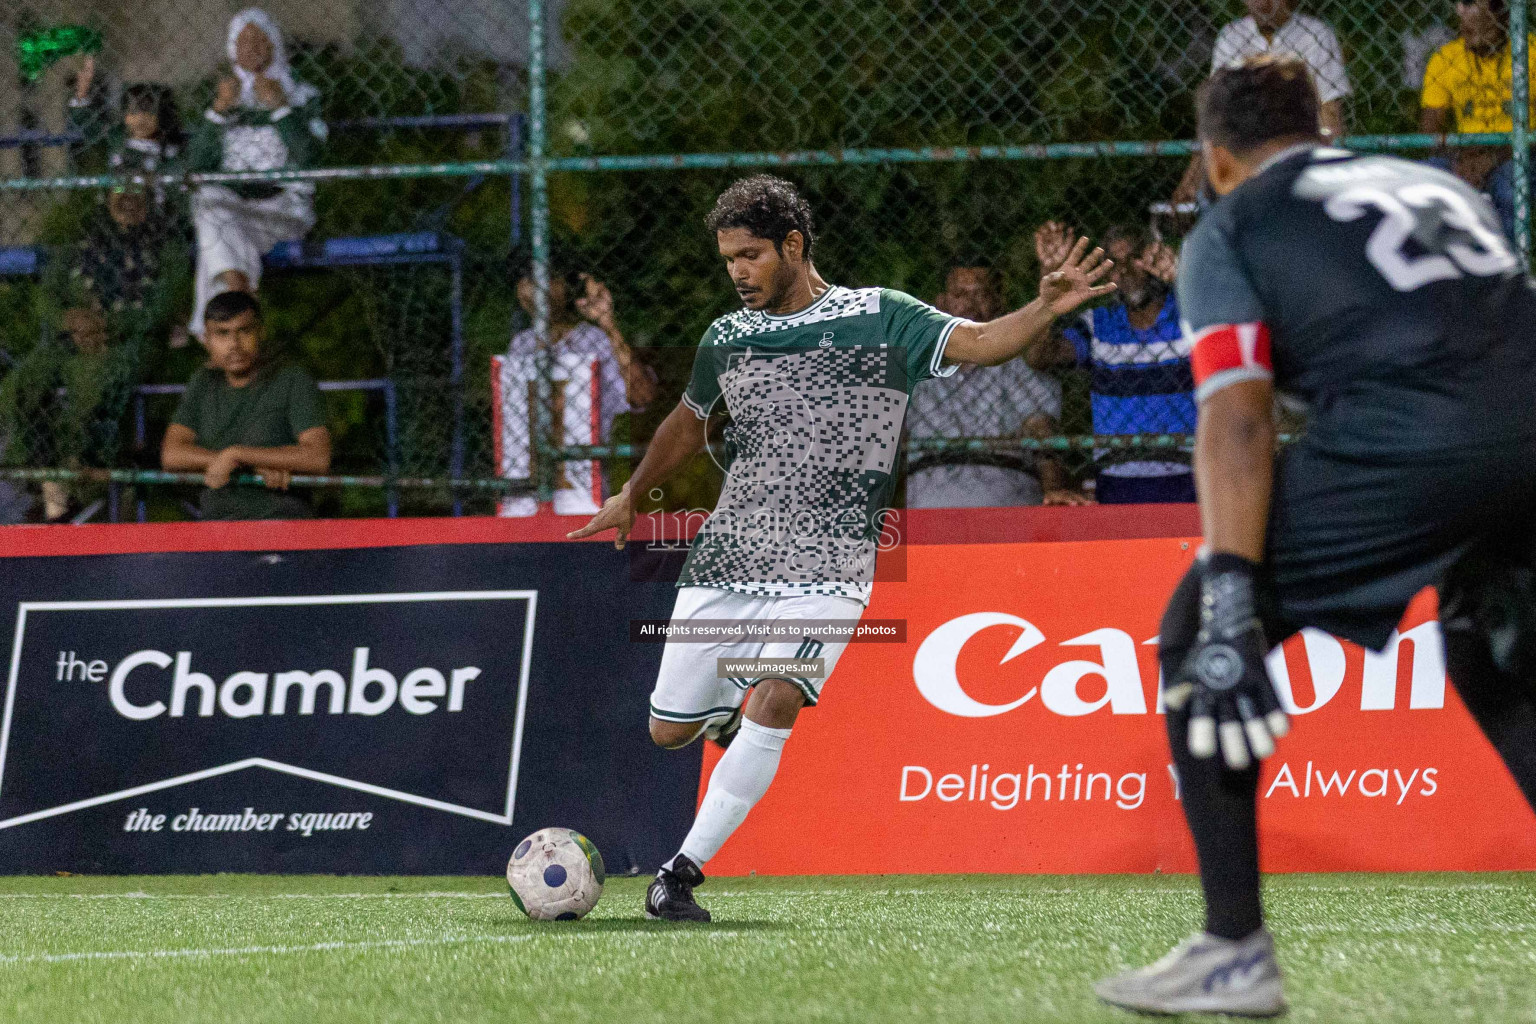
[493,352,605,518]
[191,184,315,338]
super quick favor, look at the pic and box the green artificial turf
[0,872,1531,1022]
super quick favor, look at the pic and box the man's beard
[758,264,799,311]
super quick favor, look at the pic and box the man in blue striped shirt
[1030,222,1196,504]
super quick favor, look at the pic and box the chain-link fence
[0,0,1530,519]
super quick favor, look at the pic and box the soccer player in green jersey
[570,175,1114,920]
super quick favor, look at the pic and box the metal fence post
[509,115,523,250]
[384,378,401,518]
[528,0,554,506]
[449,245,466,516]
[1514,0,1531,262]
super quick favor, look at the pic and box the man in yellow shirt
[1420,0,1536,239]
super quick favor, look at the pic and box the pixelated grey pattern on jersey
[679,286,960,602]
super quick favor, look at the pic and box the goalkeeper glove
[1164,553,1290,771]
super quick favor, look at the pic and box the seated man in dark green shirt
[161,292,331,520]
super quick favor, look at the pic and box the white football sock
[673,719,791,869]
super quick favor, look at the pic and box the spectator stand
[0,112,525,519]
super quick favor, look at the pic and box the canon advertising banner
[5,516,1536,877]
[704,537,1536,877]
[0,527,694,875]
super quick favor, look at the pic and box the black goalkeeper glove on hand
[1165,553,1290,771]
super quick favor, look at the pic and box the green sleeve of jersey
[879,288,962,386]
[681,327,723,419]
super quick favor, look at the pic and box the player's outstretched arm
[942,236,1115,367]
[566,400,710,548]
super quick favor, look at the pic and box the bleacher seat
[0,246,41,276]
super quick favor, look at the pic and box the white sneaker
[1094,928,1286,1017]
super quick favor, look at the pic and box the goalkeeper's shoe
[1094,928,1285,1017]
[704,706,744,749]
[645,855,711,922]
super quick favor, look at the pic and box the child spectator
[68,60,184,186]
[162,292,331,520]
[187,8,326,340]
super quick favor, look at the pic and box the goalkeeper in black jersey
[1095,55,1536,1017]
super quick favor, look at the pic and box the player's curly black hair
[704,175,814,259]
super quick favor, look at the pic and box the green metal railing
[5,131,1522,194]
[0,467,535,493]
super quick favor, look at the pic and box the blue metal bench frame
[263,230,466,508]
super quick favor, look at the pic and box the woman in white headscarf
[186,8,326,338]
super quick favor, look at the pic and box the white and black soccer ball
[506,828,605,921]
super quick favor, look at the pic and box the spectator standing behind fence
[0,181,186,523]
[1028,223,1195,505]
[162,292,330,520]
[1173,1,1350,204]
[186,8,325,341]
[1421,0,1534,242]
[905,266,1087,508]
[497,269,657,517]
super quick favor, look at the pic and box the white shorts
[648,586,865,724]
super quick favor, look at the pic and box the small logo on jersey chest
[818,331,835,349]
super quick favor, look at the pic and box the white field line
[0,888,1107,901]
[0,929,756,967]
[1290,921,1536,936]
[0,882,1527,902]
[0,891,509,900]
[0,932,532,965]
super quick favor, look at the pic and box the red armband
[1189,322,1273,401]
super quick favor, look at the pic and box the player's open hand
[1163,554,1290,771]
[567,489,636,549]
[1039,236,1116,317]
